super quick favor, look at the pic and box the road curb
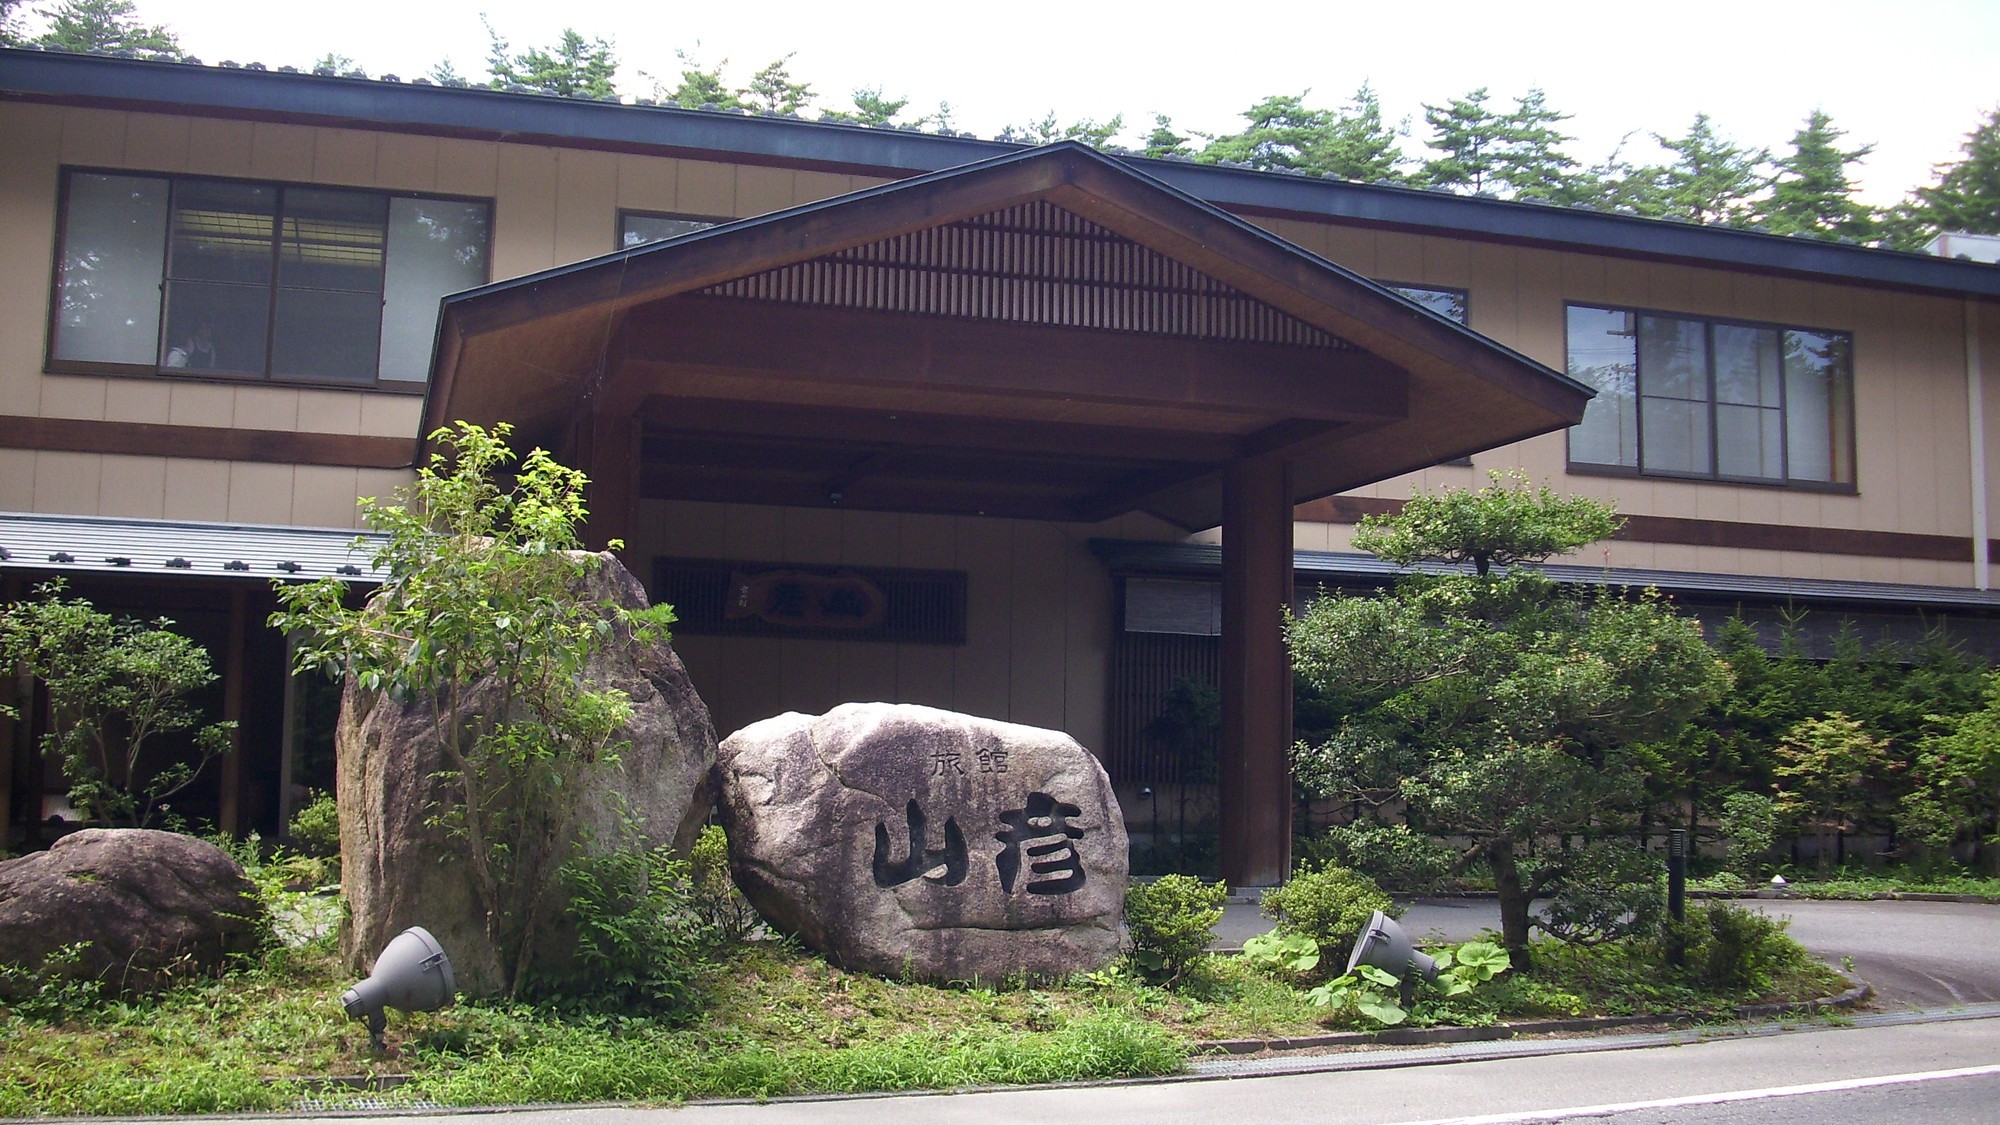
[1194,980,1874,1056]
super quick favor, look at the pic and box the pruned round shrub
[1124,874,1226,984]
[1296,823,1454,892]
[1260,865,1396,961]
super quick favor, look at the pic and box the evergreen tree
[486,23,619,100]
[820,86,911,127]
[657,49,744,111]
[923,101,958,136]
[1198,92,1332,171]
[1001,109,1123,149]
[312,52,363,78]
[428,58,468,87]
[740,54,812,116]
[1761,109,1877,242]
[1912,104,2000,236]
[1318,82,1409,183]
[1653,113,1768,225]
[1567,135,1669,218]
[1418,87,1506,195]
[1493,87,1579,202]
[1143,113,1194,159]
[0,0,29,45]
[33,0,181,58]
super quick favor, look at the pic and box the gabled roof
[3,47,1997,301]
[428,143,1591,529]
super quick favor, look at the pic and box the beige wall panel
[614,154,677,212]
[0,104,59,414]
[374,133,439,192]
[353,468,415,517]
[104,380,171,425]
[186,117,255,177]
[59,108,125,166]
[647,497,728,556]
[835,635,900,706]
[1419,235,1471,288]
[1772,549,1825,581]
[122,113,190,172]
[1645,261,1701,314]
[1899,559,1954,587]
[434,138,499,199]
[357,394,423,439]
[493,145,559,277]
[837,508,903,567]
[1292,521,1332,551]
[893,512,959,708]
[1062,527,1113,753]
[711,635,781,736]
[293,389,362,435]
[232,386,301,432]
[677,160,735,216]
[37,374,106,421]
[166,381,235,428]
[225,462,294,524]
[1373,231,1422,281]
[793,170,852,206]
[97,455,166,519]
[1464,242,1519,346]
[952,516,1014,722]
[553,149,618,265]
[723,503,784,559]
[780,636,843,716]
[1981,302,2000,557]
[1320,224,1377,274]
[32,450,100,514]
[734,165,797,219]
[249,122,316,182]
[1728,271,1778,323]
[1689,482,1740,523]
[1558,251,1606,309]
[779,506,842,563]
[0,448,35,510]
[1600,257,1651,309]
[1852,555,1904,584]
[292,466,364,528]
[312,128,378,186]
[1006,522,1069,731]
[162,459,230,522]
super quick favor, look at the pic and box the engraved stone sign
[713,703,1128,983]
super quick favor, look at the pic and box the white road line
[1384,1063,2000,1125]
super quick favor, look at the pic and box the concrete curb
[1193,980,1874,1056]
[1389,889,2000,904]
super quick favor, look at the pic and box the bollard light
[341,926,455,1045]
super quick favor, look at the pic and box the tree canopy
[27,0,181,58]
[486,23,618,100]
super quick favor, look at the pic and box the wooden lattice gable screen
[700,200,1360,349]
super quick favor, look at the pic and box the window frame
[1562,301,1858,494]
[616,208,729,251]
[45,166,494,395]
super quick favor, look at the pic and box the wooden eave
[426,143,1592,531]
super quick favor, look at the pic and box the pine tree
[33,0,182,58]
[1143,113,1194,159]
[1001,110,1123,149]
[1761,109,1877,242]
[1915,104,2000,235]
[1654,113,1768,225]
[1567,134,1669,217]
[820,86,911,127]
[740,54,813,116]
[657,49,744,111]
[1418,87,1505,195]
[1493,87,1579,202]
[1199,93,1332,171]
[486,24,618,100]
[1318,83,1409,183]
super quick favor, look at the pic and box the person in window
[163,321,218,369]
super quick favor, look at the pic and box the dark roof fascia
[6,47,1997,301]
[1090,538,2000,613]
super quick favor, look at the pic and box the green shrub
[537,843,709,1019]
[1537,841,1664,945]
[1124,874,1226,984]
[286,791,341,860]
[1260,865,1395,960]
[1718,792,1778,878]
[1296,823,1454,892]
[1679,901,1808,994]
[689,824,760,945]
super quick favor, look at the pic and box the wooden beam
[218,586,248,836]
[638,464,1090,522]
[1218,455,1294,888]
[0,575,17,848]
[0,415,413,469]
[620,298,1410,423]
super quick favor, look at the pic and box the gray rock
[716,703,1128,983]
[338,552,716,997]
[0,828,266,996]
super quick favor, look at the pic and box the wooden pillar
[573,409,643,555]
[0,575,18,848]
[217,586,248,835]
[1218,455,1294,888]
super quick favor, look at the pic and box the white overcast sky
[120,0,2000,205]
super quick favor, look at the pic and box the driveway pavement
[1214,895,2000,1008]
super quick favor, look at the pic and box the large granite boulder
[338,552,716,997]
[0,829,265,996]
[715,703,1128,983]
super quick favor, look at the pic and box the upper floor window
[1566,304,1854,489]
[49,170,491,389]
[1388,283,1469,324]
[620,209,724,249]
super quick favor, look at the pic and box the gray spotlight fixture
[1346,910,1438,1002]
[341,926,455,1045]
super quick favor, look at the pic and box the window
[1566,304,1854,488]
[620,209,725,249]
[50,170,490,388]
[1388,283,1469,325]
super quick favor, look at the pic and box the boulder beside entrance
[715,703,1128,983]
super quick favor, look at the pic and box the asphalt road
[1214,896,2000,1008]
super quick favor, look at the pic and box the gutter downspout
[1970,299,1989,591]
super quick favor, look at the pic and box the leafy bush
[286,791,341,861]
[1679,901,1810,994]
[1260,865,1395,960]
[1537,840,1664,945]
[1240,930,1319,979]
[1718,792,1778,878]
[1124,874,1226,984]
[1295,823,1454,892]
[538,844,709,1019]
[0,944,106,1021]
[689,824,759,944]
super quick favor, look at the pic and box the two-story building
[3,48,1997,885]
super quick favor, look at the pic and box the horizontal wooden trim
[0,415,413,469]
[1293,495,1976,564]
